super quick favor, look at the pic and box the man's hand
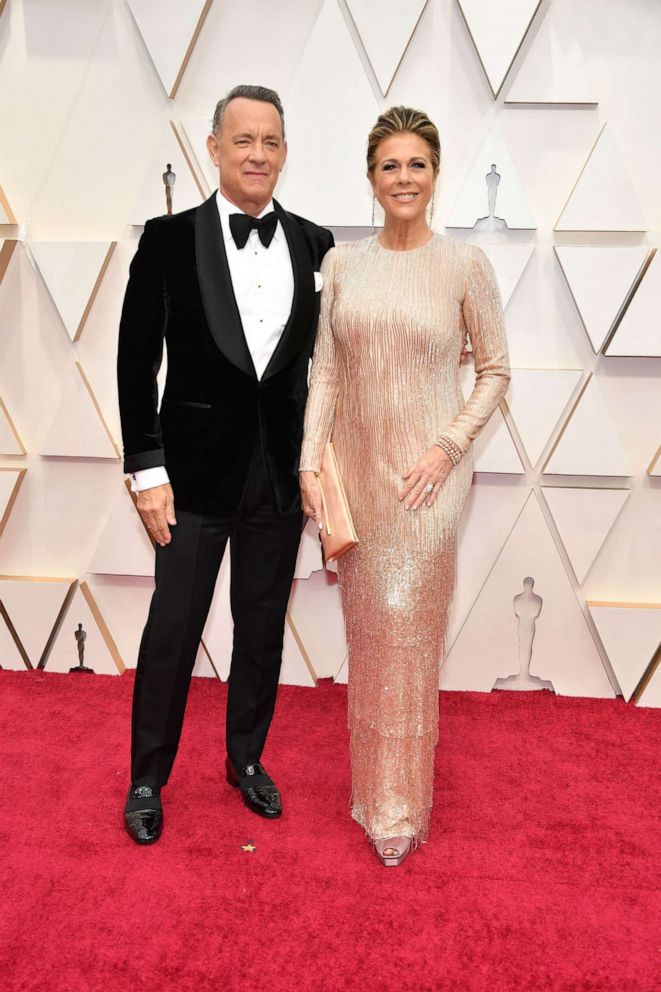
[136,483,177,547]
[300,470,324,531]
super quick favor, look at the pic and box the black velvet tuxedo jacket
[117,194,334,516]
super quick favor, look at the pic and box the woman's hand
[300,470,324,530]
[399,446,454,510]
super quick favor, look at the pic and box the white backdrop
[0,0,660,705]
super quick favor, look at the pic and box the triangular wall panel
[0,615,28,670]
[459,365,524,473]
[278,0,379,226]
[471,406,524,474]
[555,246,650,354]
[544,376,631,477]
[446,126,536,230]
[43,582,125,675]
[504,369,583,468]
[40,363,120,459]
[0,576,75,668]
[129,121,206,226]
[506,4,597,105]
[293,517,325,580]
[88,482,154,577]
[458,0,542,98]
[587,602,661,702]
[345,0,428,95]
[29,241,116,342]
[542,487,629,584]
[605,251,661,357]
[280,618,317,687]
[0,397,26,455]
[0,468,26,538]
[441,491,614,697]
[288,571,347,680]
[447,481,530,652]
[555,123,647,232]
[481,245,534,309]
[127,0,212,98]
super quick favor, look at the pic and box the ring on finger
[424,483,434,493]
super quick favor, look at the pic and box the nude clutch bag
[317,441,358,564]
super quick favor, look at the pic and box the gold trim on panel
[0,238,17,285]
[648,445,661,476]
[603,248,658,356]
[79,580,126,674]
[0,184,16,224]
[0,599,32,669]
[37,579,78,669]
[553,247,653,356]
[586,600,661,609]
[540,372,592,473]
[73,242,117,342]
[286,610,318,686]
[170,120,207,199]
[198,638,221,680]
[75,362,121,458]
[632,643,661,705]
[0,396,26,454]
[169,0,213,99]
[554,123,606,231]
[0,467,26,538]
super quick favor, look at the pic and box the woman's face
[370,131,437,225]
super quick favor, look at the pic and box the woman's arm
[299,247,340,525]
[436,245,511,463]
[299,248,340,472]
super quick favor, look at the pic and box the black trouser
[130,445,302,788]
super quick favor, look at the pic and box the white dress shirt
[131,190,295,492]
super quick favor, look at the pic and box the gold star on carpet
[240,842,256,853]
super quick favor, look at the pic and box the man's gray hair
[212,85,285,139]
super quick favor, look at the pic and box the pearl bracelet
[435,435,463,466]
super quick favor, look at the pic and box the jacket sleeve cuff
[123,448,166,473]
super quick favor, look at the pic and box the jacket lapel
[195,193,257,378]
[262,199,315,380]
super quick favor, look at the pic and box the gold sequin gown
[300,234,510,843]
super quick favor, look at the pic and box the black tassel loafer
[225,759,282,819]
[124,784,163,845]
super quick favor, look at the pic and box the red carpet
[0,670,659,992]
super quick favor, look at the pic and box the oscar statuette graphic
[493,577,554,692]
[162,163,176,215]
[475,164,507,231]
[69,622,94,674]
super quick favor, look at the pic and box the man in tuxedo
[117,85,333,844]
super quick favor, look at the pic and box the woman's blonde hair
[367,106,441,175]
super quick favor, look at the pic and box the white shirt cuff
[130,466,170,492]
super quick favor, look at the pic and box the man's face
[207,97,287,214]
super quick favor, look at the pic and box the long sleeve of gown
[438,245,510,459]
[299,248,340,473]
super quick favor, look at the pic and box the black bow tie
[229,211,278,250]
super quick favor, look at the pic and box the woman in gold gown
[299,107,510,866]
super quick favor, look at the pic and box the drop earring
[429,189,436,229]
[371,195,376,235]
